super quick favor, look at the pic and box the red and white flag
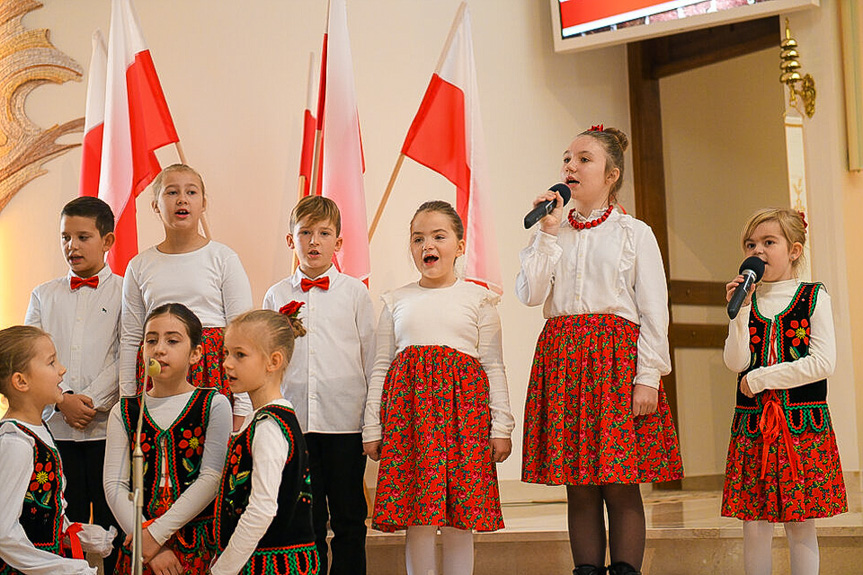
[298,53,317,199]
[99,0,178,275]
[80,30,107,198]
[313,0,370,283]
[401,3,502,294]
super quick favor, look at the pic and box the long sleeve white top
[0,420,97,574]
[362,280,515,443]
[515,209,671,389]
[103,390,231,545]
[119,241,252,415]
[262,267,376,433]
[25,264,122,441]
[210,398,294,575]
[723,279,836,394]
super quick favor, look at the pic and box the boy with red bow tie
[263,195,375,575]
[24,196,122,572]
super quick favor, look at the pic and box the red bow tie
[300,276,330,292]
[70,276,99,290]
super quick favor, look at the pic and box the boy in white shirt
[25,196,122,572]
[263,195,375,575]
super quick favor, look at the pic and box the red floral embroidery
[749,326,762,353]
[785,318,810,347]
[29,461,54,493]
[179,426,205,458]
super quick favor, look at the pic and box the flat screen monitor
[551,0,819,53]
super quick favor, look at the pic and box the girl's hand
[533,190,565,235]
[726,275,753,308]
[141,527,161,563]
[490,438,512,463]
[739,375,755,398]
[148,547,182,575]
[363,440,382,461]
[632,384,658,416]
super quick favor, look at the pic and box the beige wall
[0,0,632,481]
[660,48,790,477]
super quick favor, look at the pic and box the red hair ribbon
[588,124,604,132]
[798,210,808,230]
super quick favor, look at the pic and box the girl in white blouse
[363,201,515,575]
[120,164,252,427]
[721,208,846,575]
[0,326,115,575]
[516,126,682,575]
[105,304,231,574]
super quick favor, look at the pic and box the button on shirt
[25,265,122,441]
[262,267,376,433]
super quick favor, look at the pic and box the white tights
[405,525,474,575]
[743,520,819,575]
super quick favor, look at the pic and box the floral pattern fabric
[522,314,683,485]
[372,345,504,533]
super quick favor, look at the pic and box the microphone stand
[130,358,160,575]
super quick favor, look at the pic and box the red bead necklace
[568,205,614,230]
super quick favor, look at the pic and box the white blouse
[362,280,515,443]
[723,279,836,394]
[103,390,231,546]
[515,208,671,389]
[119,241,253,417]
[210,398,294,575]
[0,420,98,574]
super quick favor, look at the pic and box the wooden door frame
[627,16,779,488]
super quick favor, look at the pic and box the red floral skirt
[372,345,504,533]
[136,327,233,402]
[522,314,683,485]
[114,518,216,575]
[722,403,847,522]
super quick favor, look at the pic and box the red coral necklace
[568,205,614,230]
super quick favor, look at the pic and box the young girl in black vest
[104,303,232,574]
[211,310,318,575]
[0,326,115,574]
[722,208,847,575]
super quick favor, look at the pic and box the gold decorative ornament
[0,0,84,214]
[780,18,816,118]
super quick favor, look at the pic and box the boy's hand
[58,394,96,429]
[147,547,182,575]
[363,440,382,461]
[490,438,512,463]
[632,384,658,416]
[740,374,755,398]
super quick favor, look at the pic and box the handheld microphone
[524,183,572,229]
[727,256,766,319]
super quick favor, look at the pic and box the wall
[660,48,790,477]
[0,0,631,482]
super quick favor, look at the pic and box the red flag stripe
[79,124,103,198]
[299,109,316,197]
[559,0,674,29]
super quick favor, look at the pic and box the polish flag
[79,31,107,198]
[99,0,178,275]
[298,53,317,198]
[314,0,370,283]
[401,3,502,294]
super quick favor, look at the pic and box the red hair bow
[798,210,808,230]
[589,124,604,132]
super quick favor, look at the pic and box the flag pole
[174,141,211,239]
[368,2,466,242]
[368,154,405,241]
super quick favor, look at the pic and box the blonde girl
[722,208,846,575]
[211,310,318,575]
[119,164,253,426]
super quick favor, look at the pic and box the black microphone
[727,256,766,319]
[523,183,572,229]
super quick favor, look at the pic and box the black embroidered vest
[731,282,831,438]
[120,387,219,551]
[0,422,64,574]
[216,404,314,552]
